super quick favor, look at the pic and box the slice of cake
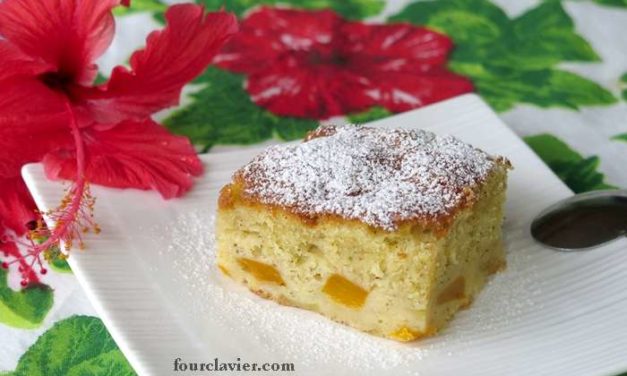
[216,125,511,341]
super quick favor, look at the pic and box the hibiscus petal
[76,5,237,124]
[0,177,38,236]
[218,7,469,119]
[0,77,71,177]
[340,22,454,72]
[0,41,53,82]
[43,119,203,199]
[364,68,474,113]
[0,74,70,238]
[0,0,123,85]
[245,58,375,119]
[215,7,341,73]
[341,22,473,111]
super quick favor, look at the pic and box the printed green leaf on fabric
[0,268,53,329]
[347,107,393,124]
[164,67,317,151]
[620,72,627,101]
[389,0,509,50]
[47,248,72,274]
[503,1,599,68]
[450,65,617,112]
[94,73,108,86]
[390,0,615,112]
[594,0,627,7]
[6,315,135,376]
[525,134,617,193]
[49,258,71,274]
[195,0,384,19]
[612,133,627,143]
[113,0,166,16]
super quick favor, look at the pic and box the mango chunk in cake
[216,125,511,341]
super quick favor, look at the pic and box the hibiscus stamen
[0,238,40,285]
[2,102,99,285]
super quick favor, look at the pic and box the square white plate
[23,94,627,376]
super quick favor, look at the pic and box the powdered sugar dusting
[238,126,499,230]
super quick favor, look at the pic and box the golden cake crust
[219,125,511,235]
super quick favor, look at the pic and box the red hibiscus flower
[0,0,237,284]
[215,7,472,120]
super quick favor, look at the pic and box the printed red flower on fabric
[0,0,237,284]
[215,7,473,120]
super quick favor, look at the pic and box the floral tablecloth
[1,0,626,375]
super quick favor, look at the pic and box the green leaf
[165,68,317,150]
[47,248,72,274]
[524,133,582,164]
[65,351,133,376]
[397,0,597,68]
[543,70,616,108]
[390,0,509,54]
[0,268,53,329]
[10,315,135,376]
[612,133,627,142]
[94,73,107,86]
[113,0,167,16]
[524,134,617,193]
[496,1,600,69]
[271,116,319,141]
[390,0,615,112]
[594,0,627,7]
[451,65,616,112]
[301,0,385,19]
[49,259,71,274]
[347,107,392,124]
[620,72,627,101]
[195,0,384,19]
